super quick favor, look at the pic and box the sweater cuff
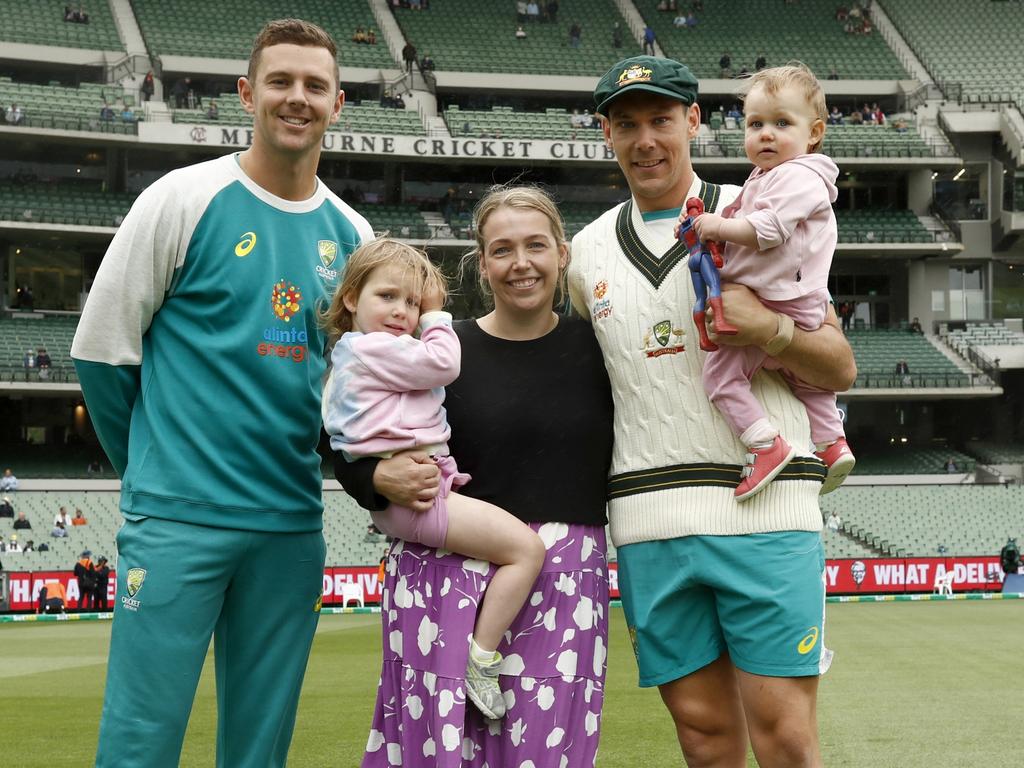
[418,311,453,333]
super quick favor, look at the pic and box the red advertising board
[3,557,1005,611]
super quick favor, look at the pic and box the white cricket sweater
[568,176,825,547]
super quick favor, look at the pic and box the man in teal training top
[71,19,373,767]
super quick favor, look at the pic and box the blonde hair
[741,62,827,152]
[461,185,569,308]
[322,238,447,343]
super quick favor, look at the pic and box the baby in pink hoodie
[689,64,855,501]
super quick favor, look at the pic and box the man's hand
[372,452,440,512]
[706,284,776,347]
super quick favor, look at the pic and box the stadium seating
[847,328,969,388]
[0,491,390,570]
[390,0,640,75]
[0,78,135,134]
[821,485,1024,557]
[0,182,136,228]
[849,445,975,476]
[444,104,604,142]
[964,441,1024,466]
[131,0,393,68]
[172,95,426,135]
[0,315,79,383]
[714,123,936,160]
[880,0,1024,109]
[360,203,433,239]
[944,322,1024,358]
[835,208,934,244]
[635,0,907,80]
[0,0,123,51]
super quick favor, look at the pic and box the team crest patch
[617,65,653,88]
[121,567,147,612]
[317,240,338,268]
[592,280,611,321]
[642,319,686,357]
[271,279,302,322]
[126,568,147,598]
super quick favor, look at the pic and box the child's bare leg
[443,492,546,651]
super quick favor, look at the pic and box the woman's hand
[373,452,440,512]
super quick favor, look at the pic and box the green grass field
[2,602,1019,767]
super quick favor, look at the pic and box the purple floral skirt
[362,522,609,767]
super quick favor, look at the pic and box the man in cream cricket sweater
[568,56,856,768]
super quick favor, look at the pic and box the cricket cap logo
[618,65,653,88]
[318,240,338,268]
[654,320,672,347]
[126,568,147,598]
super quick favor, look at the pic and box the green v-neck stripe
[614,181,722,289]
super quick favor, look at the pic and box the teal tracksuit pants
[94,516,326,768]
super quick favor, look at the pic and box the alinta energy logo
[259,279,309,363]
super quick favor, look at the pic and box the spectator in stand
[895,359,911,385]
[14,512,32,530]
[860,102,873,124]
[826,510,841,533]
[402,41,417,75]
[892,116,909,133]
[642,24,655,55]
[516,0,527,23]
[87,458,103,476]
[870,102,885,125]
[141,71,155,103]
[944,457,958,473]
[51,521,68,538]
[673,13,687,26]
[6,533,22,552]
[546,0,558,22]
[569,21,582,48]
[72,508,88,526]
[121,102,135,122]
[78,6,89,23]
[419,52,435,72]
[828,105,844,125]
[515,25,527,39]
[827,65,840,80]
[726,102,743,123]
[612,21,623,48]
[909,317,922,333]
[75,551,96,610]
[99,101,113,121]
[16,283,33,309]
[170,77,189,109]
[64,5,75,21]
[685,11,698,28]
[838,301,853,331]
[848,106,863,125]
[719,51,732,78]
[23,539,35,552]
[0,468,18,494]
[206,99,219,120]
[93,556,112,610]
[526,0,540,21]
[352,27,367,43]
[23,348,36,372]
[0,497,14,518]
[835,4,849,20]
[755,53,767,71]
[55,506,72,528]
[366,29,377,44]
[36,347,51,379]
[6,102,24,125]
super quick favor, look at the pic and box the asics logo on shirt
[235,231,257,257]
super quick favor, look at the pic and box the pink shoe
[735,436,797,502]
[814,438,856,495]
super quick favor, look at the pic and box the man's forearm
[772,312,857,392]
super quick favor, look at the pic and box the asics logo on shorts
[797,626,819,655]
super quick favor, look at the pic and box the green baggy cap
[594,56,699,116]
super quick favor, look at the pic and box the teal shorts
[617,531,829,687]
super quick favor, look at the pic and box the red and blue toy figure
[678,196,738,351]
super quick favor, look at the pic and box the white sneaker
[465,650,506,720]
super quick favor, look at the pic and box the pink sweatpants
[703,295,844,447]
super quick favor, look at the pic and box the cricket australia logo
[122,567,147,612]
[316,239,340,284]
[642,319,686,358]
[617,65,653,88]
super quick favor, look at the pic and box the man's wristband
[762,313,795,356]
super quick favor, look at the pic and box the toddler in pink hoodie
[322,239,545,720]
[688,64,855,501]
